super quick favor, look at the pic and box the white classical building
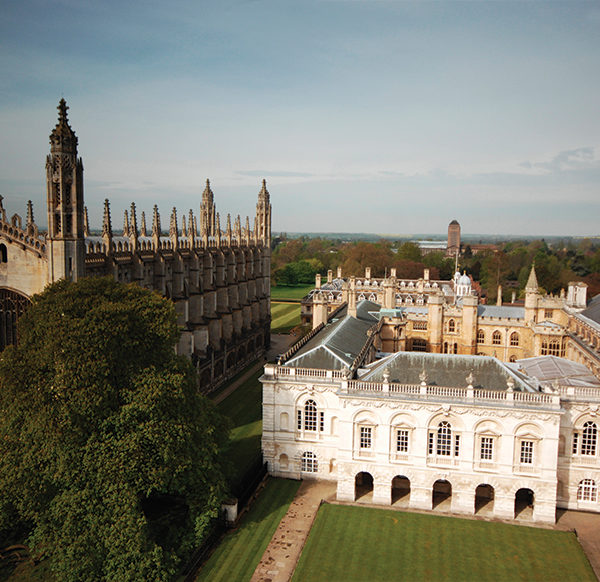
[261,301,600,524]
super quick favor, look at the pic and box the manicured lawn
[217,370,263,490]
[293,504,596,582]
[270,285,314,301]
[195,478,300,582]
[271,302,301,333]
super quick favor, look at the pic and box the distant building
[447,219,461,257]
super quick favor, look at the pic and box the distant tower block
[447,220,461,257]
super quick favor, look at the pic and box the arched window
[437,422,452,456]
[301,451,318,473]
[304,400,317,431]
[510,332,519,346]
[541,340,548,355]
[297,399,324,433]
[577,479,597,502]
[448,319,455,333]
[582,421,597,456]
[492,331,502,345]
[477,329,484,344]
[548,340,560,356]
[0,244,7,263]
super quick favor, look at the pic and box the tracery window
[492,331,502,345]
[301,451,318,473]
[578,479,597,502]
[448,319,455,333]
[477,329,484,344]
[510,332,519,346]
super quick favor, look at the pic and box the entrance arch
[432,479,452,510]
[475,484,495,515]
[355,472,374,502]
[514,488,534,519]
[391,475,411,505]
[0,288,31,351]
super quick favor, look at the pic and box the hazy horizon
[1,1,599,237]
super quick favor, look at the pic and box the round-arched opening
[514,488,534,519]
[475,484,495,515]
[355,472,374,502]
[432,479,452,510]
[392,475,410,505]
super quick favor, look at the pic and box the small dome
[459,273,471,286]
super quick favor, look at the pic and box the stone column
[409,486,432,511]
[373,478,392,505]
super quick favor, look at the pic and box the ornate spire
[140,211,147,237]
[49,99,78,155]
[170,207,179,248]
[84,206,90,236]
[526,264,539,293]
[188,209,195,237]
[102,199,112,237]
[215,212,221,246]
[202,178,213,203]
[123,210,129,237]
[181,214,187,238]
[26,200,34,227]
[152,205,161,237]
[129,203,139,249]
[258,178,270,203]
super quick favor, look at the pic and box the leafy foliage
[0,277,229,581]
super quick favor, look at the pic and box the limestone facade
[261,303,600,524]
[0,100,271,392]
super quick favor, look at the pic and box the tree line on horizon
[272,236,600,302]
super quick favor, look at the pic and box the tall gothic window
[0,290,31,351]
[510,332,520,346]
[492,331,502,345]
[477,330,484,344]
[581,422,597,456]
[448,319,455,333]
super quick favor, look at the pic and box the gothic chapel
[0,100,272,391]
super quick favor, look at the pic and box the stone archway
[475,484,495,515]
[355,472,374,502]
[391,475,411,506]
[514,488,534,519]
[432,479,452,510]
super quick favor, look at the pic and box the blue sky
[1,0,599,236]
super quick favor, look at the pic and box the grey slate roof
[515,355,600,388]
[286,300,380,370]
[582,294,600,325]
[478,305,525,319]
[360,352,534,392]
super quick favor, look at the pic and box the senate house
[262,263,600,523]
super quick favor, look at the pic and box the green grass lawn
[217,370,263,491]
[271,302,301,333]
[195,478,300,582]
[270,285,314,301]
[293,504,595,582]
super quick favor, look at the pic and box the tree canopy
[0,277,229,581]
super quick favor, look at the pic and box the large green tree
[0,277,229,581]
